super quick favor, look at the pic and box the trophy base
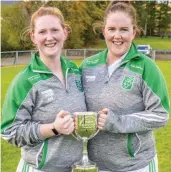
[72,166,98,172]
[72,160,98,172]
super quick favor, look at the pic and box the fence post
[13,51,18,65]
[152,50,156,61]
[84,49,86,59]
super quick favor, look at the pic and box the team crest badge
[122,75,135,90]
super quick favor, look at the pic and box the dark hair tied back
[104,0,142,36]
[110,0,131,5]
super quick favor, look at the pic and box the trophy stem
[82,138,89,164]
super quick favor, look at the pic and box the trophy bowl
[72,112,99,172]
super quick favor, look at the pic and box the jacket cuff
[103,109,114,132]
[37,124,46,141]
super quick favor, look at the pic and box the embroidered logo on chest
[85,75,96,82]
[122,75,135,90]
[75,80,83,92]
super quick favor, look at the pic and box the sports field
[1,60,171,172]
[91,37,171,50]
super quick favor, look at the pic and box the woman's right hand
[53,110,74,135]
[98,108,109,130]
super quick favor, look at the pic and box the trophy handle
[68,112,80,140]
[71,131,79,140]
[88,129,100,140]
[88,111,100,140]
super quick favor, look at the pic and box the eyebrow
[107,26,129,29]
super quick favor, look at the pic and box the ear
[132,29,136,40]
[30,32,36,44]
[63,28,68,41]
[102,27,105,38]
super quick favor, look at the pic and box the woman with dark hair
[80,1,170,172]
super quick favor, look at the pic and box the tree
[1,3,29,50]
[1,1,171,51]
[156,1,171,37]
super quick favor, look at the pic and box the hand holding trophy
[72,112,99,172]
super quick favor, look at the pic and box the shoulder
[127,52,159,76]
[139,54,160,74]
[81,49,107,68]
[7,64,37,96]
[10,65,31,86]
[61,56,80,74]
[63,57,78,68]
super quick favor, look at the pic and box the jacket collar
[102,42,140,65]
[30,52,71,78]
[121,42,140,63]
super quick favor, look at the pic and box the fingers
[67,122,75,134]
[61,115,74,135]
[101,108,109,114]
[56,110,69,118]
[63,115,74,129]
[54,110,74,135]
[98,109,109,130]
[98,115,107,130]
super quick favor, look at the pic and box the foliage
[1,3,29,50]
[1,1,106,50]
[1,1,171,51]
[156,1,171,36]
[133,1,171,36]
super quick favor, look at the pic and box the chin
[45,51,59,58]
[48,54,58,59]
[112,51,124,58]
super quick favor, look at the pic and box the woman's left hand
[98,108,109,130]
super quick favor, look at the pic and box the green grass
[1,66,25,172]
[1,60,171,172]
[154,61,171,172]
[134,37,171,50]
[89,36,171,50]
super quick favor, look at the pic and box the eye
[52,28,59,32]
[39,30,46,34]
[108,27,115,31]
[121,28,128,32]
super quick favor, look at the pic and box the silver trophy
[72,112,99,172]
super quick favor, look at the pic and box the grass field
[89,36,171,50]
[1,60,171,172]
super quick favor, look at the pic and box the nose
[113,30,122,39]
[46,32,53,40]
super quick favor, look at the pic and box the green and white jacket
[80,43,170,172]
[1,53,86,172]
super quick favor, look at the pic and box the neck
[40,55,65,85]
[107,53,121,65]
[40,55,61,72]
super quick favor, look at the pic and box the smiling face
[103,11,136,60]
[30,15,67,60]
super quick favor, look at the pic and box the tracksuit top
[1,53,87,172]
[80,43,170,172]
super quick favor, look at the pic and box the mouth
[45,42,57,48]
[112,41,123,46]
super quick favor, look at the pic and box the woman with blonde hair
[1,7,86,172]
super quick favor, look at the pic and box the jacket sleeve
[1,77,44,147]
[104,60,170,133]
